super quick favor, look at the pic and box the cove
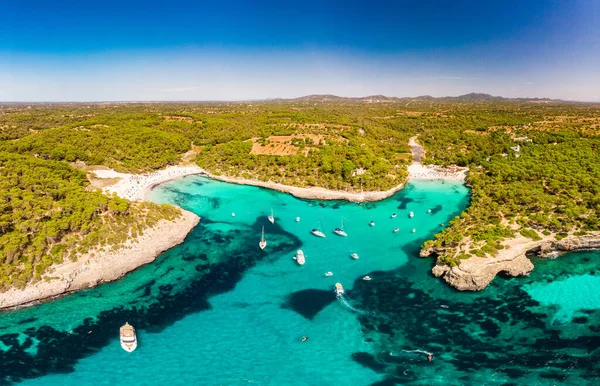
[1,176,599,385]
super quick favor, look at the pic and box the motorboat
[391,213,397,218]
[120,323,137,352]
[325,272,333,277]
[259,226,267,250]
[333,218,348,237]
[362,276,372,281]
[296,217,300,222]
[268,208,275,224]
[351,253,359,259]
[409,211,414,218]
[334,283,344,296]
[294,250,305,265]
[412,228,416,233]
[393,227,399,233]
[231,212,235,217]
[427,209,432,213]
[369,221,375,227]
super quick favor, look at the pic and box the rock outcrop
[428,232,600,291]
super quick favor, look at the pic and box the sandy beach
[90,137,466,204]
[93,165,205,202]
[0,210,199,310]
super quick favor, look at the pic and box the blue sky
[1,0,599,101]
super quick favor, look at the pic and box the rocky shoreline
[425,232,600,291]
[0,210,199,311]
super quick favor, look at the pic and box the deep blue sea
[1,176,599,385]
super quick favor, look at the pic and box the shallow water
[1,176,599,385]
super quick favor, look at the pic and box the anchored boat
[259,226,267,250]
[351,253,359,259]
[409,211,414,218]
[333,218,348,237]
[120,323,137,352]
[294,250,305,265]
[268,208,275,224]
[311,220,326,238]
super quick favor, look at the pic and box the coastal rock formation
[429,232,600,291]
[0,210,199,310]
[431,251,534,291]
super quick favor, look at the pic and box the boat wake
[402,349,433,356]
[337,296,384,319]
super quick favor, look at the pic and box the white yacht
[335,283,344,296]
[412,228,416,233]
[409,211,414,218]
[294,250,305,265]
[259,226,267,250]
[231,212,236,217]
[333,218,348,237]
[362,276,372,281]
[268,208,275,224]
[120,323,137,352]
[351,253,359,259]
[311,221,326,238]
[296,217,301,222]
[391,213,397,218]
[369,221,375,227]
[325,272,333,277]
[427,209,432,213]
[393,227,399,233]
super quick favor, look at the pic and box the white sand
[408,163,467,181]
[93,165,205,201]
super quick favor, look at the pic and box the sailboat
[259,226,267,250]
[311,220,326,238]
[268,208,275,224]
[333,218,348,237]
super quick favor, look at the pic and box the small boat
[311,220,326,238]
[259,226,267,250]
[362,276,372,281]
[369,221,375,227]
[351,253,359,259]
[393,227,399,233]
[427,209,432,213]
[231,212,235,217]
[120,323,137,352]
[440,223,445,227]
[333,218,348,237]
[412,228,416,233]
[391,213,397,218]
[296,217,300,222]
[334,283,344,296]
[295,250,305,265]
[409,211,414,218]
[325,272,333,277]
[268,208,275,224]
[301,336,309,342]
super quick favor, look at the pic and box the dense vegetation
[0,151,181,290]
[1,97,599,286]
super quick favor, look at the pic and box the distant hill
[286,93,561,104]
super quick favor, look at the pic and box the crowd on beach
[93,165,204,201]
[408,164,467,181]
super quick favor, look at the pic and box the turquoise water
[1,176,599,385]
